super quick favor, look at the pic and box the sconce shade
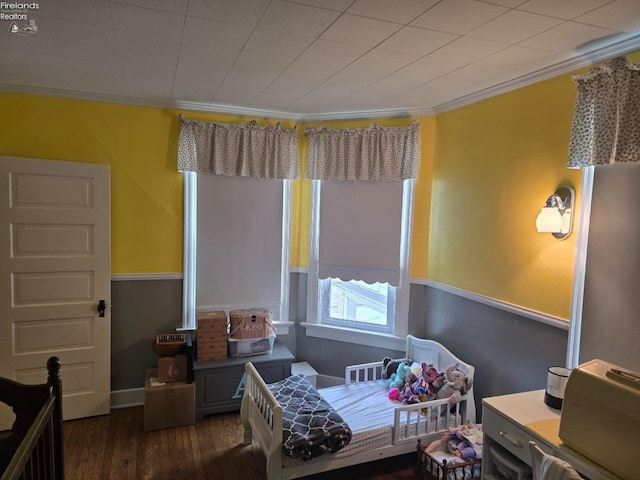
[536,207,563,232]
[536,186,575,239]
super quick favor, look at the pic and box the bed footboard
[393,397,467,445]
[241,362,284,480]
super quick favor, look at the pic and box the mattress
[281,379,457,467]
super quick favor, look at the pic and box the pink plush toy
[388,387,400,401]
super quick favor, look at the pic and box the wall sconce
[536,186,575,239]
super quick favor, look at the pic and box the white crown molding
[111,273,183,281]
[434,31,640,114]
[3,32,639,121]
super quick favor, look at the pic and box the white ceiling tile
[244,29,315,56]
[411,0,508,35]
[37,16,118,47]
[320,14,402,47]
[56,41,121,64]
[109,3,185,38]
[333,49,420,82]
[482,0,527,7]
[36,0,112,27]
[469,9,564,43]
[66,57,124,77]
[517,0,613,20]
[115,29,181,56]
[346,0,439,24]
[178,39,240,65]
[520,21,615,53]
[72,72,129,96]
[429,36,509,63]
[389,56,467,84]
[258,1,340,37]
[213,66,280,105]
[575,0,640,31]
[0,50,69,70]
[120,50,178,70]
[234,48,299,72]
[250,73,324,110]
[476,45,557,70]
[187,0,270,27]
[285,39,369,78]
[182,17,253,48]
[0,32,60,56]
[286,0,352,12]
[172,59,230,102]
[124,65,175,97]
[378,26,459,56]
[111,0,189,15]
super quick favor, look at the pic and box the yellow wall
[429,74,582,319]
[0,69,585,320]
[0,93,290,274]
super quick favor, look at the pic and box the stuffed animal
[421,363,446,397]
[381,357,411,380]
[388,362,412,390]
[426,423,483,461]
[435,362,473,404]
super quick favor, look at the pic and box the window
[306,178,414,343]
[181,171,291,331]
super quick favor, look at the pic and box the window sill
[274,321,293,336]
[301,322,405,351]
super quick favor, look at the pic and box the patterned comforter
[267,375,352,460]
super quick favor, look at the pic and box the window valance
[568,57,640,168]
[177,116,300,179]
[304,120,421,181]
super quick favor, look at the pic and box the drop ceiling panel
[346,0,439,24]
[378,26,459,56]
[320,14,402,47]
[0,0,638,118]
[411,0,508,34]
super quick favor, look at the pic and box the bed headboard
[406,335,476,423]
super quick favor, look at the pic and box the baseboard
[111,387,144,410]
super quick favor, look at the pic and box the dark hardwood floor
[63,407,421,480]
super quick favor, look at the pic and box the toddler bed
[240,335,476,480]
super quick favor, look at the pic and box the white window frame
[180,171,292,334]
[303,179,414,350]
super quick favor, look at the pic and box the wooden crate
[197,311,228,361]
[229,308,275,339]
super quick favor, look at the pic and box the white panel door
[0,156,111,426]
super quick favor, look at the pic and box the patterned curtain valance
[304,120,421,181]
[568,57,640,168]
[177,117,300,179]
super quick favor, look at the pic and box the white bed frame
[240,335,476,480]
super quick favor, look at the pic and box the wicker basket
[197,311,228,360]
[229,308,275,339]
[416,439,482,480]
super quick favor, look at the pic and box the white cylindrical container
[544,366,571,410]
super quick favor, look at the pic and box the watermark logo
[2,2,39,35]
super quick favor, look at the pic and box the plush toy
[381,357,411,380]
[388,387,400,401]
[421,363,446,397]
[426,423,483,461]
[388,362,412,390]
[435,362,473,404]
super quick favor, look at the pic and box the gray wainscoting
[111,273,569,420]
[111,279,183,391]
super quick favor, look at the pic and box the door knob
[98,300,107,317]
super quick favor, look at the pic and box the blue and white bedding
[267,375,352,460]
